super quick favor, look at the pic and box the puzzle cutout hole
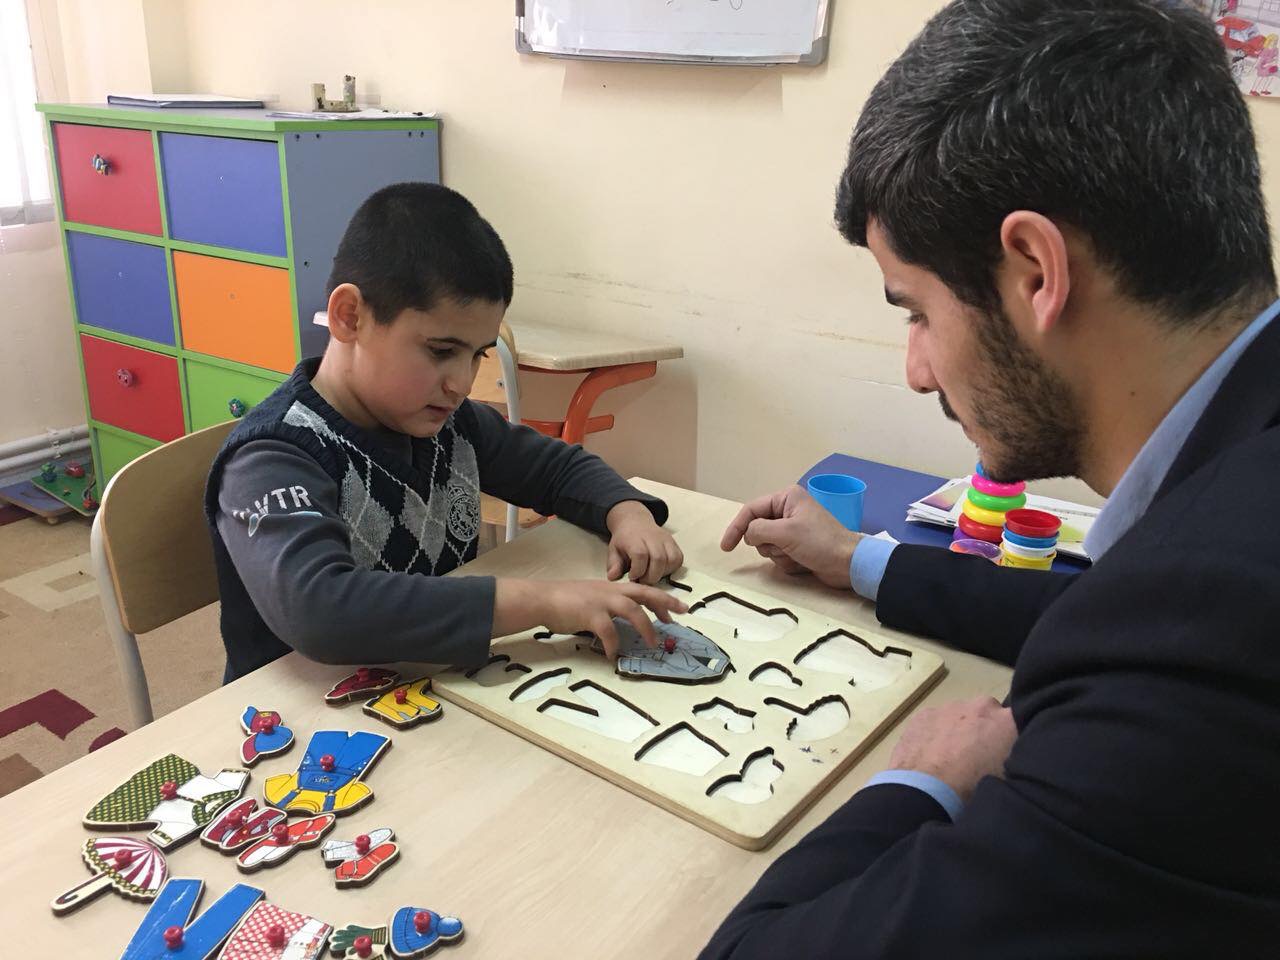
[793,630,912,691]
[510,668,572,704]
[707,748,784,805]
[688,592,798,643]
[692,697,756,734]
[635,723,729,777]
[749,662,802,689]
[764,695,851,742]
[537,681,658,743]
[466,655,531,687]
[533,630,593,645]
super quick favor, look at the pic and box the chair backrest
[470,321,520,408]
[96,420,236,634]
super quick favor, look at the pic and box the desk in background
[802,453,1088,573]
[1,479,1012,958]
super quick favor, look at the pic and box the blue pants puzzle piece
[275,730,389,809]
[121,878,263,960]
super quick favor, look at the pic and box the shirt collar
[1084,298,1280,561]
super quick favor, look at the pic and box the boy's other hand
[721,485,862,590]
[494,578,689,659]
[605,500,684,585]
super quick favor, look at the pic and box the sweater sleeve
[215,439,495,668]
[464,399,668,534]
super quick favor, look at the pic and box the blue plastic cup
[806,474,866,531]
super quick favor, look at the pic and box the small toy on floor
[329,907,463,958]
[321,828,400,888]
[326,668,399,704]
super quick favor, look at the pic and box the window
[0,0,52,226]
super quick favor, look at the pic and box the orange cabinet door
[174,251,296,373]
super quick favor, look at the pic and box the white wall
[27,1,1280,508]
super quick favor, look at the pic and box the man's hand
[493,578,688,658]
[721,485,862,589]
[887,697,1017,802]
[605,500,684,585]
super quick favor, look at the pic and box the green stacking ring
[966,487,1027,512]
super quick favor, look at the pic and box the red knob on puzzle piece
[355,834,371,855]
[163,926,183,949]
[414,911,431,934]
[267,924,285,948]
[261,718,275,735]
[230,810,246,827]
[159,781,178,800]
[356,667,370,682]
[320,754,335,771]
[354,935,373,958]
[663,637,676,654]
[113,849,133,868]
[395,688,408,704]
[272,822,289,843]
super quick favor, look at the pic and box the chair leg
[90,513,154,728]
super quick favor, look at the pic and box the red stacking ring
[1004,508,1061,538]
[958,512,1004,543]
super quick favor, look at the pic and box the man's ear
[326,283,366,343]
[998,211,1070,337]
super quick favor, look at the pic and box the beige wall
[23,1,1280,507]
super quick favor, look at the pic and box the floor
[0,512,222,798]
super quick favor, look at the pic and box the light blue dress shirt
[851,298,1280,821]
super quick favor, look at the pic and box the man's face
[865,220,1085,483]
[349,297,505,438]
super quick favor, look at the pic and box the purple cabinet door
[160,133,286,256]
[66,231,175,345]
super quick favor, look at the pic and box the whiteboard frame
[514,0,832,66]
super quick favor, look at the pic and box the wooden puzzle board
[431,570,945,850]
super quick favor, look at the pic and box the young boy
[205,182,685,682]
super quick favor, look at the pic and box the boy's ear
[326,284,365,343]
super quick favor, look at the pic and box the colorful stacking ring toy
[966,487,1028,512]
[961,498,1008,528]
[1000,548,1054,571]
[950,538,1002,563]
[1004,508,1062,538]
[958,513,1004,543]
[1002,528,1058,550]
[1000,538,1057,561]
[971,473,1026,499]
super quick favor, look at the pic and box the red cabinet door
[80,336,184,442]
[54,123,162,235]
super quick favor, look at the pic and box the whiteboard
[515,0,831,65]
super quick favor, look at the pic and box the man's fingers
[743,516,789,549]
[771,554,808,576]
[720,490,788,551]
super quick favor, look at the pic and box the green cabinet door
[96,428,159,485]
[185,359,284,431]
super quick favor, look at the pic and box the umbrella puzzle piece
[51,836,168,915]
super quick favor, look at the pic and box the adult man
[701,1,1280,955]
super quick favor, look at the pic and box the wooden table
[2,480,1011,958]
[314,312,684,445]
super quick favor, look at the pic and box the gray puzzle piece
[603,620,731,683]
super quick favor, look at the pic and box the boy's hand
[605,501,684,585]
[721,485,862,590]
[494,578,689,659]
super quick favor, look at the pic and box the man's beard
[957,305,1086,485]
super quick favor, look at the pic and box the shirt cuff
[849,536,898,601]
[863,769,963,822]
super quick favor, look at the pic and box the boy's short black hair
[835,0,1276,326]
[327,182,514,323]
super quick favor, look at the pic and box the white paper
[524,0,823,59]
[264,109,437,121]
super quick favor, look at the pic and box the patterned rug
[0,515,223,798]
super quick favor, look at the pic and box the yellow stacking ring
[1000,547,1054,570]
[961,497,1009,528]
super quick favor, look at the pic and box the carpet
[0,515,223,798]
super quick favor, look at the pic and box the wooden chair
[89,420,236,728]
[473,321,547,543]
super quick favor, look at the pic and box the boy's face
[349,297,504,438]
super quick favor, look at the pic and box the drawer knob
[228,397,247,418]
[91,153,111,176]
[115,368,135,387]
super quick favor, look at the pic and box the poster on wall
[1197,0,1280,96]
